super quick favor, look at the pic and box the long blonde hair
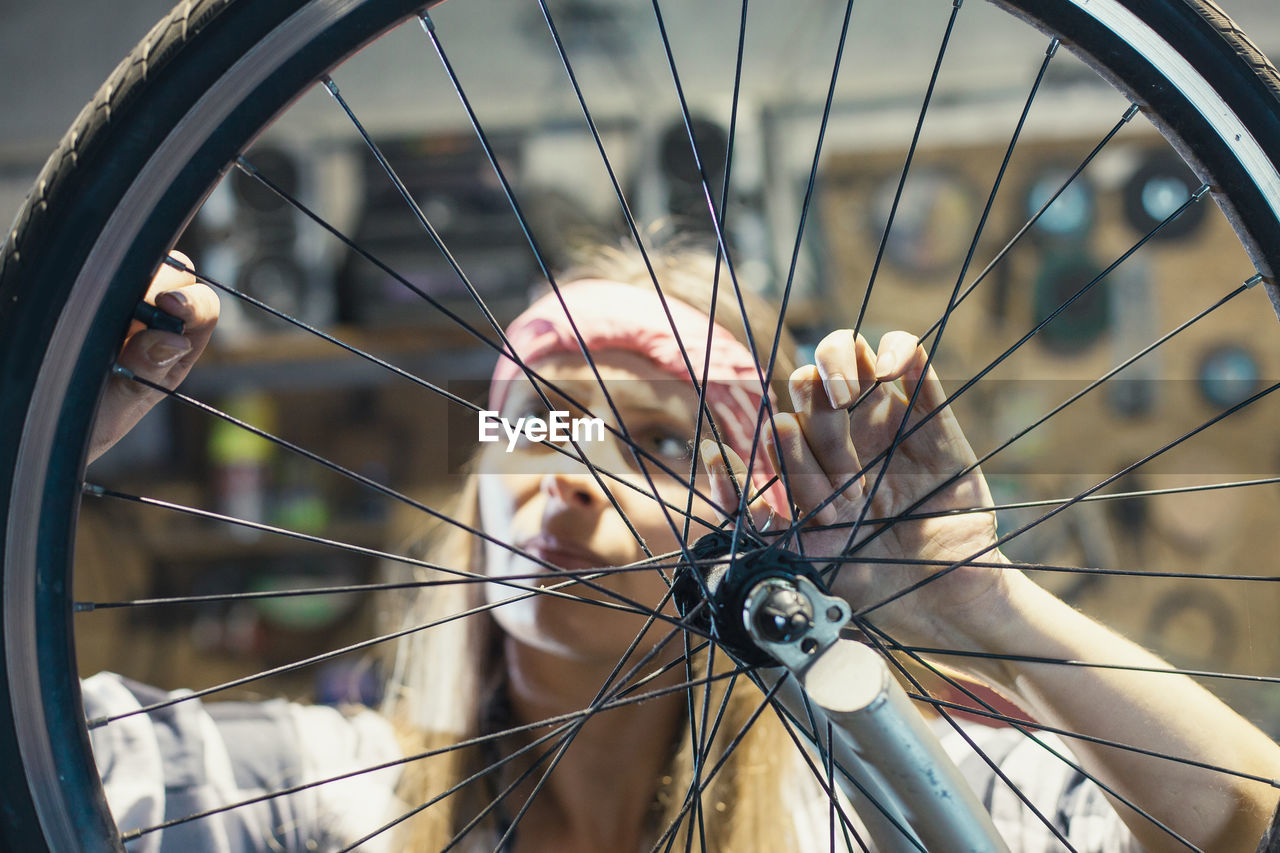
[380,242,806,851]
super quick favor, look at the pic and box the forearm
[962,568,1280,852]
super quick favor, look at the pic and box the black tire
[2,0,1278,850]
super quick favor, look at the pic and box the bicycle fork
[675,532,1010,852]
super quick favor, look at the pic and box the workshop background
[4,0,1279,729]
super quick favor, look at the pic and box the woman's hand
[703,329,1280,851]
[88,252,219,463]
[702,329,1009,650]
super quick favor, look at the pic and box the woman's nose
[540,471,602,510]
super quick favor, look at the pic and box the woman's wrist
[920,553,1054,692]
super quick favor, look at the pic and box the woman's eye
[646,432,693,462]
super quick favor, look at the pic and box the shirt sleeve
[81,672,404,853]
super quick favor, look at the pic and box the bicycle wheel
[3,0,1279,850]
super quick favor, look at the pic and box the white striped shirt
[84,671,1143,852]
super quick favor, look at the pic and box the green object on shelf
[208,392,277,465]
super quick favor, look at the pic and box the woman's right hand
[88,251,219,463]
[700,328,1008,653]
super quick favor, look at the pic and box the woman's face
[477,348,723,661]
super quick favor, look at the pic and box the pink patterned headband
[489,279,788,516]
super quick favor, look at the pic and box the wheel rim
[4,0,1280,849]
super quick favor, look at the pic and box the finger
[146,250,197,296]
[874,330,922,382]
[770,411,863,525]
[155,283,219,353]
[699,439,774,530]
[91,253,218,464]
[853,334,879,395]
[136,252,221,383]
[906,361,983,472]
[787,367,866,510]
[115,329,192,389]
[789,364,857,474]
[812,329,858,409]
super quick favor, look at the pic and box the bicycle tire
[2,0,1279,850]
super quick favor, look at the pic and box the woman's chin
[490,599,662,663]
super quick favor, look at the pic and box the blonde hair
[380,242,806,851]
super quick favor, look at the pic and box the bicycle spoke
[798,551,1280,584]
[647,674,785,853]
[853,0,964,338]
[530,0,749,517]
[772,188,1236,564]
[399,612,715,853]
[862,624,1203,850]
[796,689,872,853]
[858,380,1280,617]
[753,41,1111,561]
[767,274,1259,572]
[422,13,734,568]
[808,469,1276,529]
[113,368,713,620]
[120,662,742,842]
[761,678,926,853]
[352,724,573,853]
[643,0,810,551]
[734,0,861,558]
[321,75,506,341]
[871,625,1280,787]
[162,252,731,531]
[483,587,694,851]
[89,576,636,729]
[79,486,700,608]
[126,717,572,845]
[165,253,665,555]
[858,622,1078,851]
[662,652,742,853]
[891,646,1280,686]
[679,634,708,853]
[322,76,735,561]
[913,103,1143,347]
[833,190,1227,559]
[840,37,1062,559]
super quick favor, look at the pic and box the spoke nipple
[1245,273,1265,289]
[73,601,95,613]
[1045,38,1060,58]
[1192,183,1211,200]
[418,12,435,33]
[82,482,106,497]
[133,298,184,334]
[1123,103,1141,121]
[321,75,338,96]
[234,155,256,176]
[952,0,963,8]
[111,363,137,381]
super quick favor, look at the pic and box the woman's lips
[515,535,610,571]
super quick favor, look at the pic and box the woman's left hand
[88,252,220,463]
[702,329,1009,649]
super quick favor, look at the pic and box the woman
[86,247,1280,852]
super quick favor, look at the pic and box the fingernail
[157,290,189,313]
[875,352,899,381]
[147,339,191,367]
[699,438,721,469]
[824,373,851,408]
[763,430,781,472]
